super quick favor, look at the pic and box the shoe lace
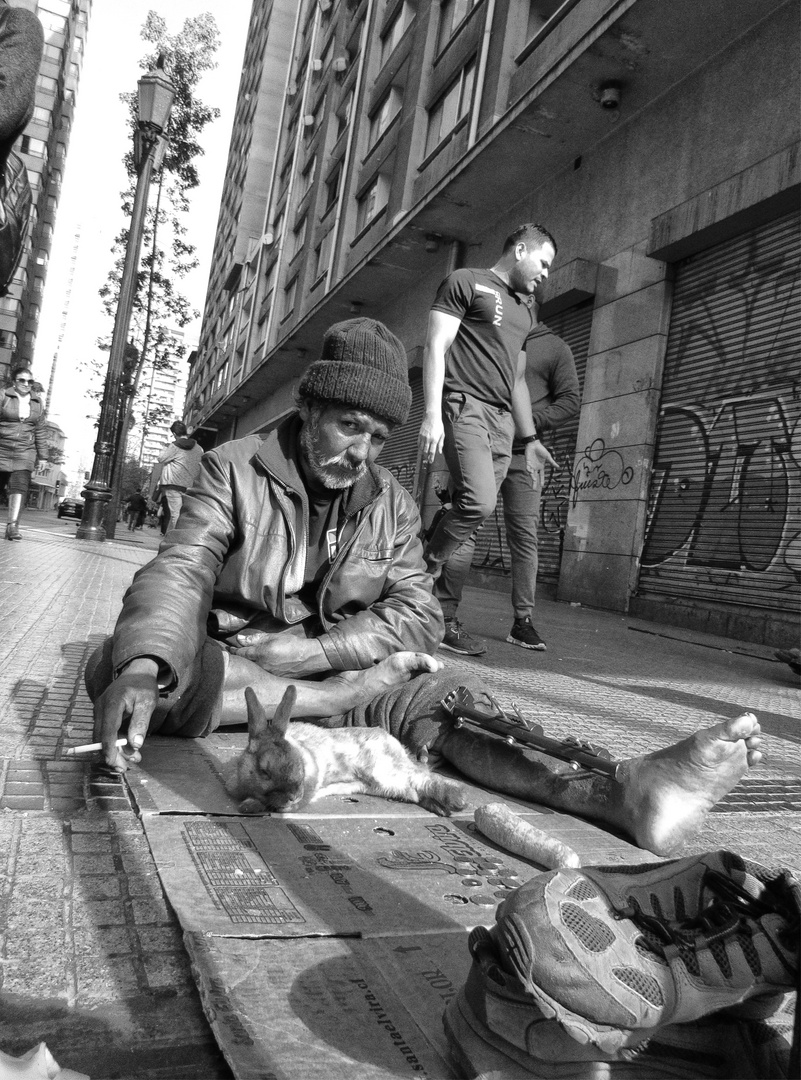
[613,869,799,978]
[446,618,466,638]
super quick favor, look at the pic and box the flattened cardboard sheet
[185,930,471,1079]
[142,812,641,939]
[127,734,550,818]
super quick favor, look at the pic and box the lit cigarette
[64,738,129,756]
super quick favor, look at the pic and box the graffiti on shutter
[638,210,800,616]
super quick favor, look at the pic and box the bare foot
[618,713,762,856]
[337,652,442,707]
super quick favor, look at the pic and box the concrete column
[557,242,670,611]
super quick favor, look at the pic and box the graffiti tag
[571,439,634,508]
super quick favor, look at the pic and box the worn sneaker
[440,617,487,656]
[5,522,21,541]
[489,851,799,1054]
[444,931,796,1078]
[507,616,546,651]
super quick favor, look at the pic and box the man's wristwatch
[518,433,538,445]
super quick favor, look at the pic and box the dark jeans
[501,451,542,619]
[0,5,43,180]
[424,392,514,617]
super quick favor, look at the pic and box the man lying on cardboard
[87,318,763,858]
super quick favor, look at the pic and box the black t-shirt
[431,267,536,409]
[298,482,342,605]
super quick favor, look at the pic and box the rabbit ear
[272,684,297,735]
[244,686,271,739]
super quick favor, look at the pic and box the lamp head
[137,57,175,133]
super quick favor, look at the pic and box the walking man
[503,309,580,650]
[148,421,204,534]
[418,224,557,656]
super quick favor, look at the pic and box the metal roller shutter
[379,370,424,495]
[471,300,592,583]
[638,210,800,616]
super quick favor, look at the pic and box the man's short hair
[170,421,187,437]
[502,223,557,257]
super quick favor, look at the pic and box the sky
[33,0,251,477]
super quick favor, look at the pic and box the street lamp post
[77,60,175,541]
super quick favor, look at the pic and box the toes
[723,712,760,739]
[745,749,763,768]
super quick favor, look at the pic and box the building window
[425,55,476,155]
[263,259,276,298]
[314,229,334,281]
[300,155,316,198]
[436,0,478,53]
[279,155,293,193]
[38,11,67,33]
[281,277,297,321]
[40,0,71,16]
[324,164,341,214]
[272,209,284,243]
[527,0,566,41]
[368,86,402,148]
[290,215,307,259]
[21,136,47,158]
[35,75,58,95]
[355,174,389,234]
[32,106,51,126]
[42,43,64,63]
[336,90,353,140]
[380,2,413,66]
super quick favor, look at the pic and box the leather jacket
[0,388,48,471]
[113,414,443,687]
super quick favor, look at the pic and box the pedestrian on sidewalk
[148,421,204,534]
[86,317,764,861]
[418,223,558,656]
[0,367,48,540]
[124,488,149,531]
[502,308,580,652]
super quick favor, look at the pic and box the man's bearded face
[299,403,390,489]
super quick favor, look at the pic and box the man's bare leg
[219,651,440,724]
[436,713,762,856]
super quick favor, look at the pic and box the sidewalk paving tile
[0,513,797,1078]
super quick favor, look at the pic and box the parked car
[57,498,84,519]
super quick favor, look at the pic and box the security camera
[599,82,621,110]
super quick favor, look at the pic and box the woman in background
[0,367,48,540]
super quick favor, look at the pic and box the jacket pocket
[351,546,392,561]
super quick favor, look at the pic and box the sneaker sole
[506,634,546,651]
[439,641,487,656]
[443,989,734,1079]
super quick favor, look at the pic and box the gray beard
[299,417,367,490]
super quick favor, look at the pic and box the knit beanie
[298,317,412,426]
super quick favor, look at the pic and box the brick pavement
[0,510,799,1077]
[0,513,231,1079]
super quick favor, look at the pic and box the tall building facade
[137,332,195,471]
[186,0,799,647]
[0,0,91,381]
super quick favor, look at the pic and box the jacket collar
[255,412,385,516]
[5,388,41,404]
